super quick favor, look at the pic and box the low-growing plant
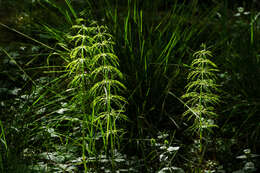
[234,148,259,173]
[152,132,183,173]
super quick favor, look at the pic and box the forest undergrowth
[0,0,259,172]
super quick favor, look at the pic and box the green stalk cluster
[65,19,127,167]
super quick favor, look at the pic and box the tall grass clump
[90,0,220,134]
[83,1,221,171]
[181,44,220,172]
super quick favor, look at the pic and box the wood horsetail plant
[65,19,127,170]
[181,44,220,168]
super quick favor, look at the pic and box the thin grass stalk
[0,121,7,151]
